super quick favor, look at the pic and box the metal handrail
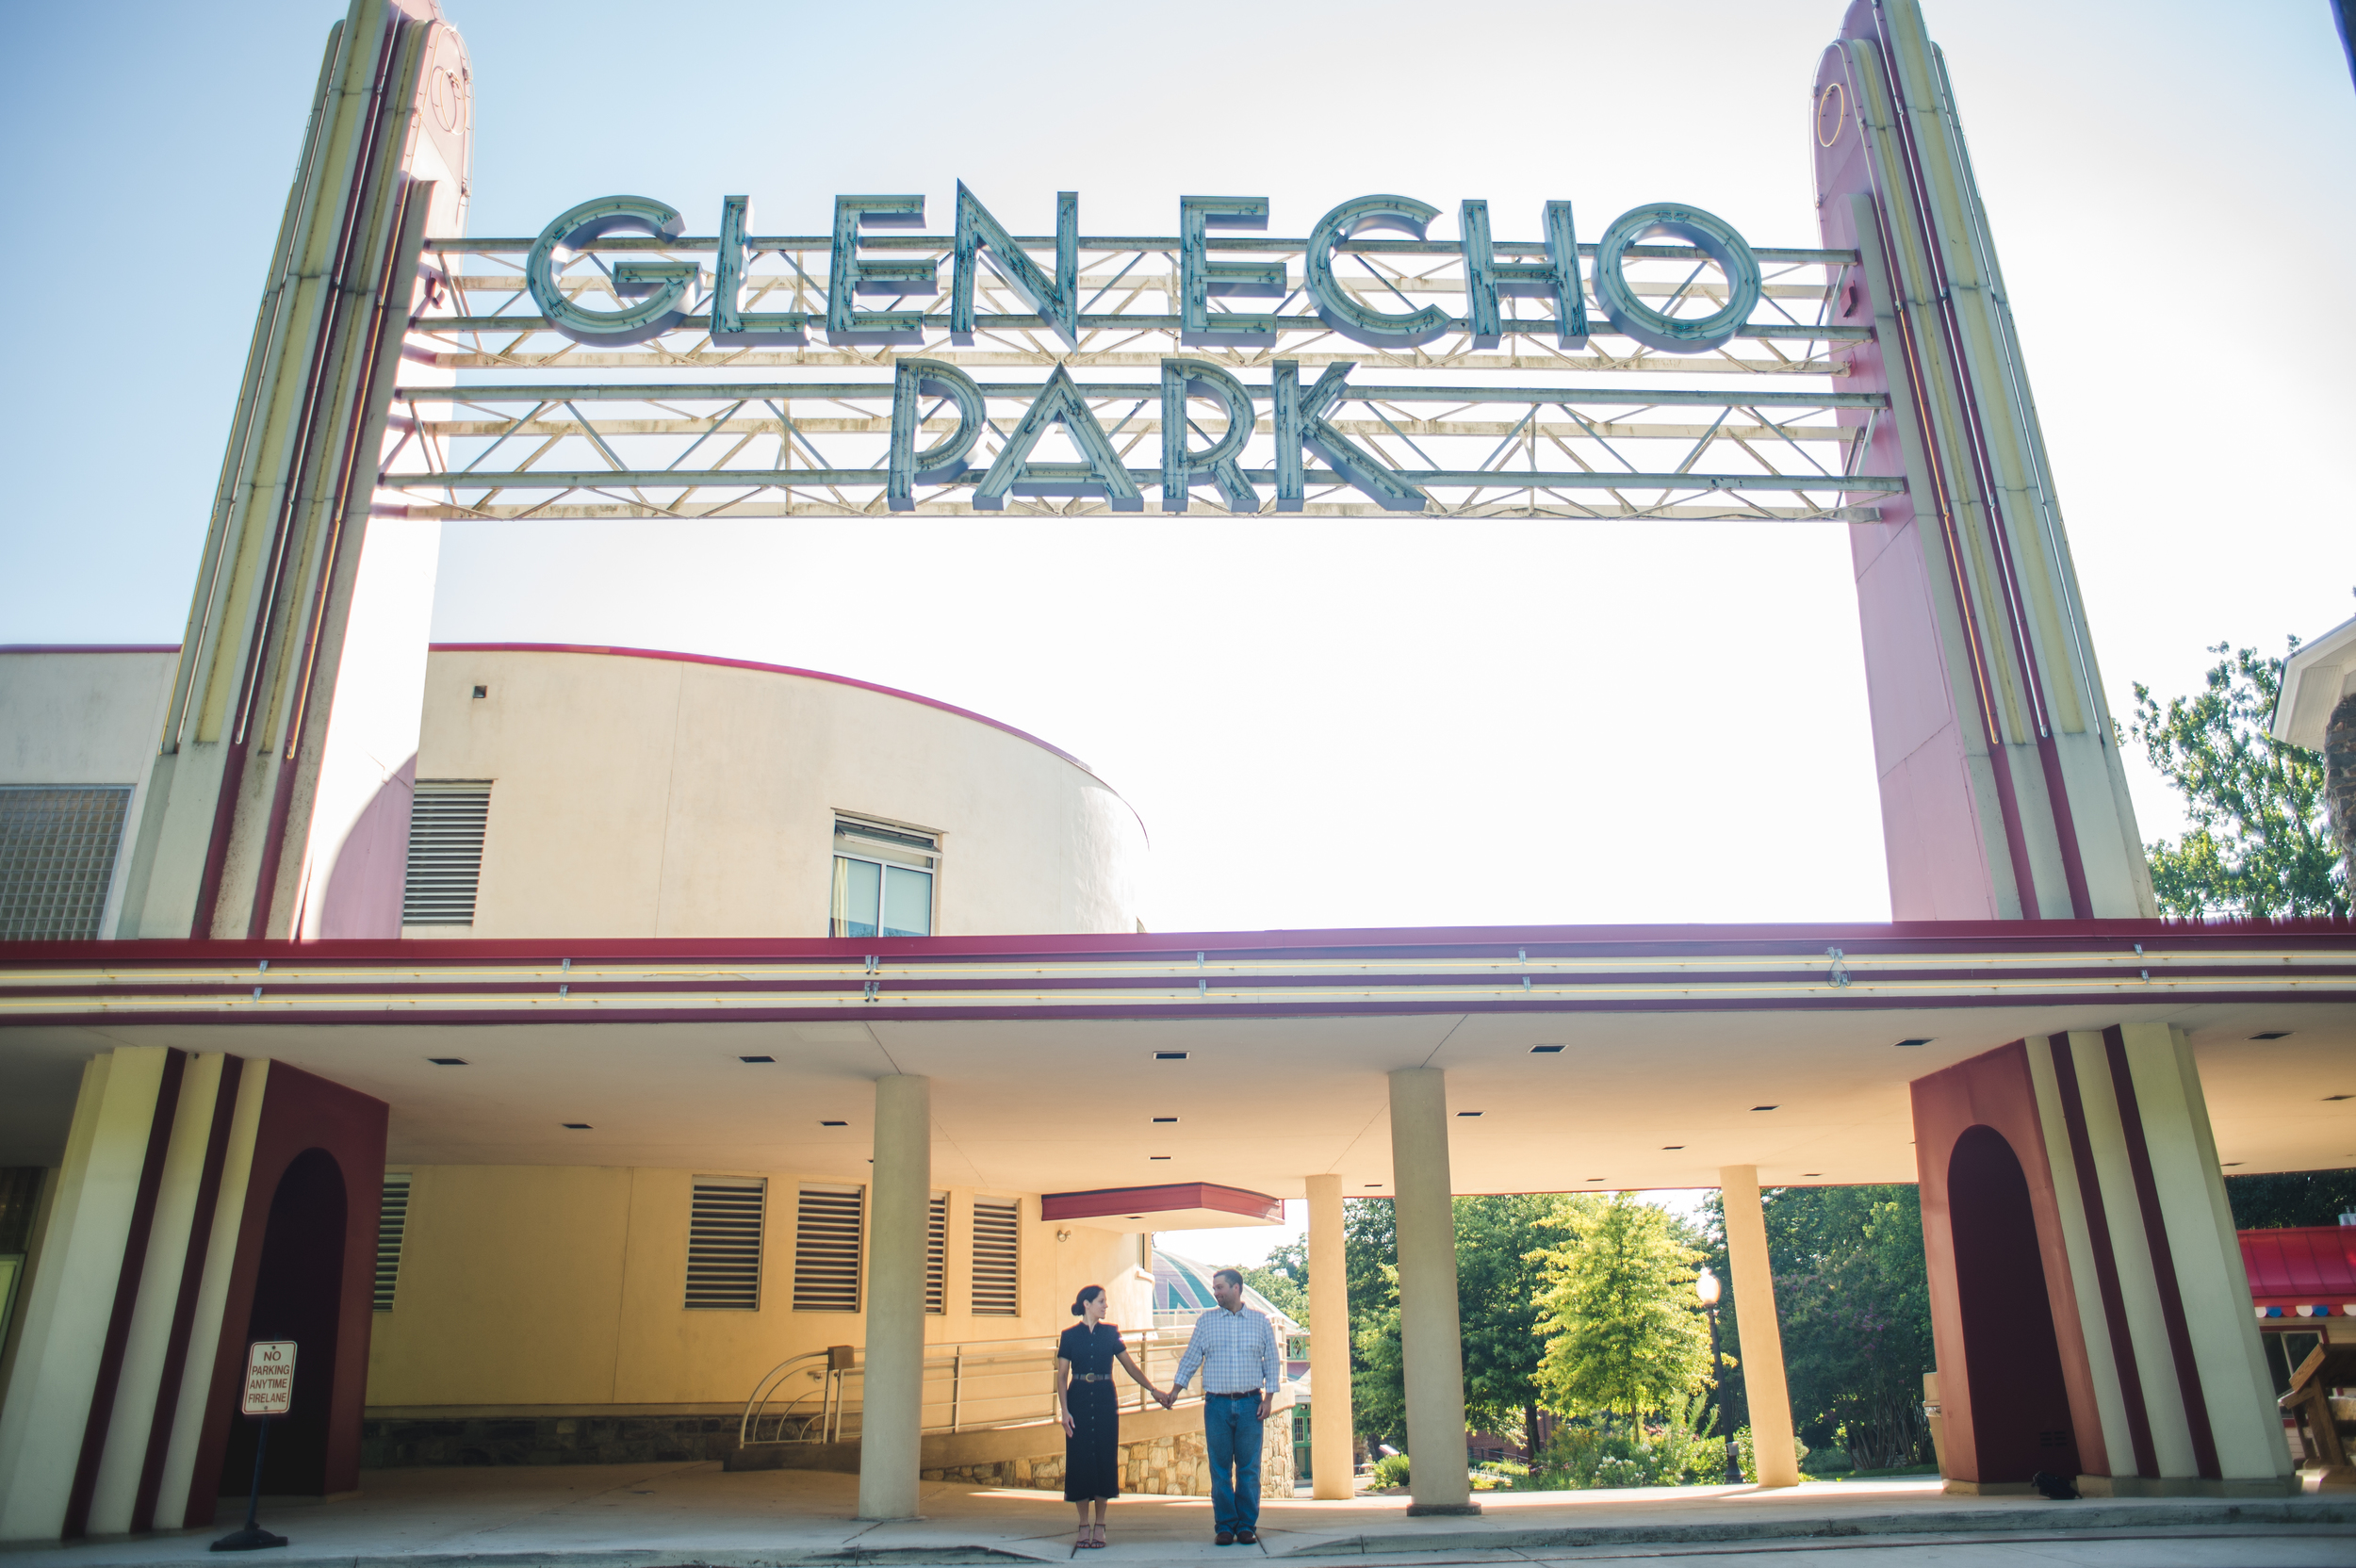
[739,1326,1210,1448]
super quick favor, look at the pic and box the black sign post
[211,1340,294,1551]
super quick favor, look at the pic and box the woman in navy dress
[1056,1285,1170,1548]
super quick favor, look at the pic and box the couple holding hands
[1054,1269,1282,1549]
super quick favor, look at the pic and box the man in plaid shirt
[1169,1267,1282,1544]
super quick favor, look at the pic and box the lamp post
[1695,1266,1742,1485]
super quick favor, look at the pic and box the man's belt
[1207,1391,1262,1399]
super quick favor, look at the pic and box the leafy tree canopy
[1530,1193,1711,1422]
[2224,1168,2356,1229]
[2129,640,2347,917]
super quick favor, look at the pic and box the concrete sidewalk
[8,1465,2350,1568]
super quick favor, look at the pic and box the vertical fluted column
[857,1074,931,1520]
[1305,1174,1355,1499]
[1721,1166,1797,1487]
[1388,1069,1476,1514]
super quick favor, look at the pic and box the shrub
[1734,1426,1812,1483]
[1369,1453,1411,1489]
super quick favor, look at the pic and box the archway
[1947,1125,2079,1482]
[220,1149,348,1496]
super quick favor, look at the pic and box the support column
[1720,1166,1798,1488]
[858,1074,931,1522]
[1387,1069,1475,1515]
[1305,1174,1354,1500]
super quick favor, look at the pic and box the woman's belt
[1070,1372,1111,1383]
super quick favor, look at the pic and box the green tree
[1341,1195,1589,1453]
[2129,640,2346,917]
[1530,1194,1711,1423]
[2224,1168,2356,1229]
[1697,1184,1936,1467]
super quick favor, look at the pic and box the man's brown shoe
[1235,1530,1258,1544]
[1215,1532,1235,1546]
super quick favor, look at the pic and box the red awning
[1042,1183,1284,1230]
[2241,1225,2356,1319]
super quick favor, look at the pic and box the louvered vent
[374,1174,412,1312]
[926,1193,946,1315]
[971,1198,1020,1316]
[687,1177,765,1309]
[401,782,492,925]
[794,1184,863,1312]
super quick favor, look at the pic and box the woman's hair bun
[1071,1283,1105,1315]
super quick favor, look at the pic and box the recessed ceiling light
[1155,1052,1189,1061]
[821,1119,848,1127]
[1153,1116,1179,1123]
[1456,1110,1483,1118]
[563,1122,591,1130]
[1753,1105,1779,1112]
[1530,1044,1564,1054]
[1802,1172,1824,1177]
[1365,1183,1382,1188]
[2252,1032,2291,1040]
[1661,1145,1684,1151]
[1150,1155,1171,1160]
[2326,1095,2353,1103]
[740,1054,776,1063]
[429,1057,466,1066]
[1585,1176,1605,1182]
[2222,1162,2243,1168]
[1893,1038,1932,1048]
[1127,1215,1143,1219]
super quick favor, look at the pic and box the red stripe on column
[2046,1036,2156,1476]
[62,1050,187,1539]
[130,1054,243,1532]
[2101,1025,2219,1479]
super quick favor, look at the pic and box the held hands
[1155,1387,1177,1410]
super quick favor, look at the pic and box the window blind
[926,1193,946,1315]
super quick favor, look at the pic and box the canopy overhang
[4,920,2351,1194]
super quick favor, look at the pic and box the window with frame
[0,786,132,940]
[829,817,936,939]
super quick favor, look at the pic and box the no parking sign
[240,1341,296,1417]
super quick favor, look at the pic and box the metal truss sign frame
[385,188,1904,521]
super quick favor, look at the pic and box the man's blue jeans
[1203,1396,1264,1533]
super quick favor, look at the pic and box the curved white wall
[407,645,1145,939]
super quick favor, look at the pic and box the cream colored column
[858,1074,931,1521]
[0,1049,169,1542]
[1720,1166,1797,1488]
[1387,1069,1476,1514]
[1305,1174,1355,1499]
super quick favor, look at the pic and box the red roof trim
[1042,1184,1284,1224]
[2240,1225,2356,1307]
[0,645,181,656]
[430,641,1100,776]
[7,915,2354,967]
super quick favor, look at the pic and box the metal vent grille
[794,1184,863,1312]
[401,782,492,925]
[971,1198,1020,1316]
[687,1177,765,1310]
[926,1193,946,1315]
[0,786,131,940]
[374,1174,412,1313]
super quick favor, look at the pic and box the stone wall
[924,1412,1295,1497]
[361,1413,738,1467]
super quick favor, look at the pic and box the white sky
[7,0,2355,936]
